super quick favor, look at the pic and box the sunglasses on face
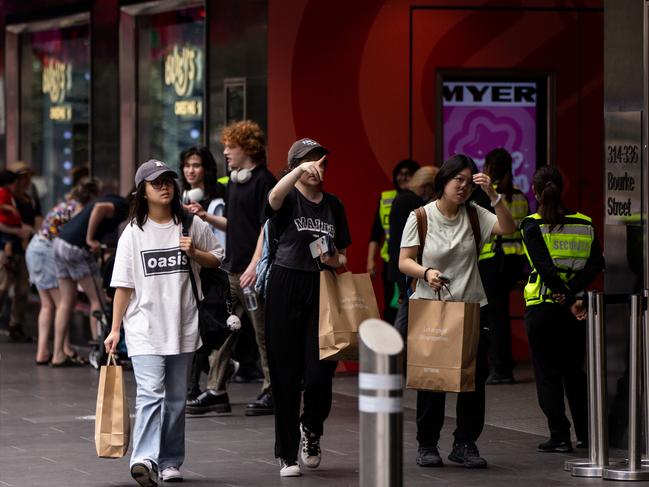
[149,177,174,190]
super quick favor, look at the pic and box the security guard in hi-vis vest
[366,159,419,323]
[520,166,604,454]
[477,149,530,386]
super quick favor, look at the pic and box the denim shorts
[25,236,58,290]
[52,237,99,281]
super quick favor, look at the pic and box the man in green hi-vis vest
[366,159,419,323]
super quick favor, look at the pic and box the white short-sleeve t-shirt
[400,201,497,305]
[111,216,224,356]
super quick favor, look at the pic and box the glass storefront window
[137,6,205,169]
[19,24,90,210]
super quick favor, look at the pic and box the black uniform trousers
[525,302,588,442]
[265,265,338,462]
[416,307,490,446]
[479,254,525,376]
[381,262,398,324]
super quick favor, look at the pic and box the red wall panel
[268,2,604,358]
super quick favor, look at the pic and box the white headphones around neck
[230,168,253,184]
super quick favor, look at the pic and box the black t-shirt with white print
[268,187,352,273]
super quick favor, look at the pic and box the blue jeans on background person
[130,353,193,470]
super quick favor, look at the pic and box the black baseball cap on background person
[134,159,178,187]
[287,138,329,166]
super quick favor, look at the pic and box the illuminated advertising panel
[20,23,90,209]
[137,6,205,168]
[442,78,547,203]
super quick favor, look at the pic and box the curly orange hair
[220,120,266,164]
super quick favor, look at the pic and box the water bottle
[243,286,258,311]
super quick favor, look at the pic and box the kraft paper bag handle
[105,352,117,367]
[434,283,454,301]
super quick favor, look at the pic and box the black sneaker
[575,440,588,449]
[448,441,487,468]
[186,390,231,415]
[279,458,301,477]
[537,438,573,453]
[130,459,158,486]
[486,372,515,385]
[300,424,322,468]
[245,388,273,416]
[416,444,443,467]
[8,326,32,343]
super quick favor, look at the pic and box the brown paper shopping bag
[319,270,380,361]
[406,298,480,392]
[95,353,130,458]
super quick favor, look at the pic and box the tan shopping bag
[319,270,380,361]
[406,298,480,392]
[95,353,130,458]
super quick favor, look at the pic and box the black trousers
[265,265,338,462]
[479,255,525,376]
[416,307,490,446]
[381,262,397,324]
[525,303,588,442]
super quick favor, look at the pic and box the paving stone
[0,339,616,487]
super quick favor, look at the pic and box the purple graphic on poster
[442,81,538,203]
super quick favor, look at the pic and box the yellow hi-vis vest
[479,188,529,261]
[378,189,397,262]
[217,176,230,185]
[521,212,595,307]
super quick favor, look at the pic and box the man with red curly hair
[186,120,276,416]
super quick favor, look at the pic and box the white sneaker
[279,459,302,477]
[130,459,158,486]
[160,466,183,482]
[300,423,322,468]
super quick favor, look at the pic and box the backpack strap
[409,207,428,294]
[465,203,481,255]
[414,206,428,265]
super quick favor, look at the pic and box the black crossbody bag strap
[180,213,201,304]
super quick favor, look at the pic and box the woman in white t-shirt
[181,146,227,250]
[104,159,224,486]
[399,154,516,470]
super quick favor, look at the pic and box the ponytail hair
[484,148,514,202]
[533,166,565,230]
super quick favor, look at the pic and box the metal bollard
[569,292,618,476]
[359,319,404,487]
[602,294,649,480]
[644,289,649,467]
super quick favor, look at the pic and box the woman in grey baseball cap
[104,159,224,485]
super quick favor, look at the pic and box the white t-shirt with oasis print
[400,201,497,305]
[111,216,224,356]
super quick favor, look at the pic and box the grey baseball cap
[287,138,329,164]
[134,159,178,187]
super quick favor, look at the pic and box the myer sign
[604,112,642,225]
[442,82,537,107]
